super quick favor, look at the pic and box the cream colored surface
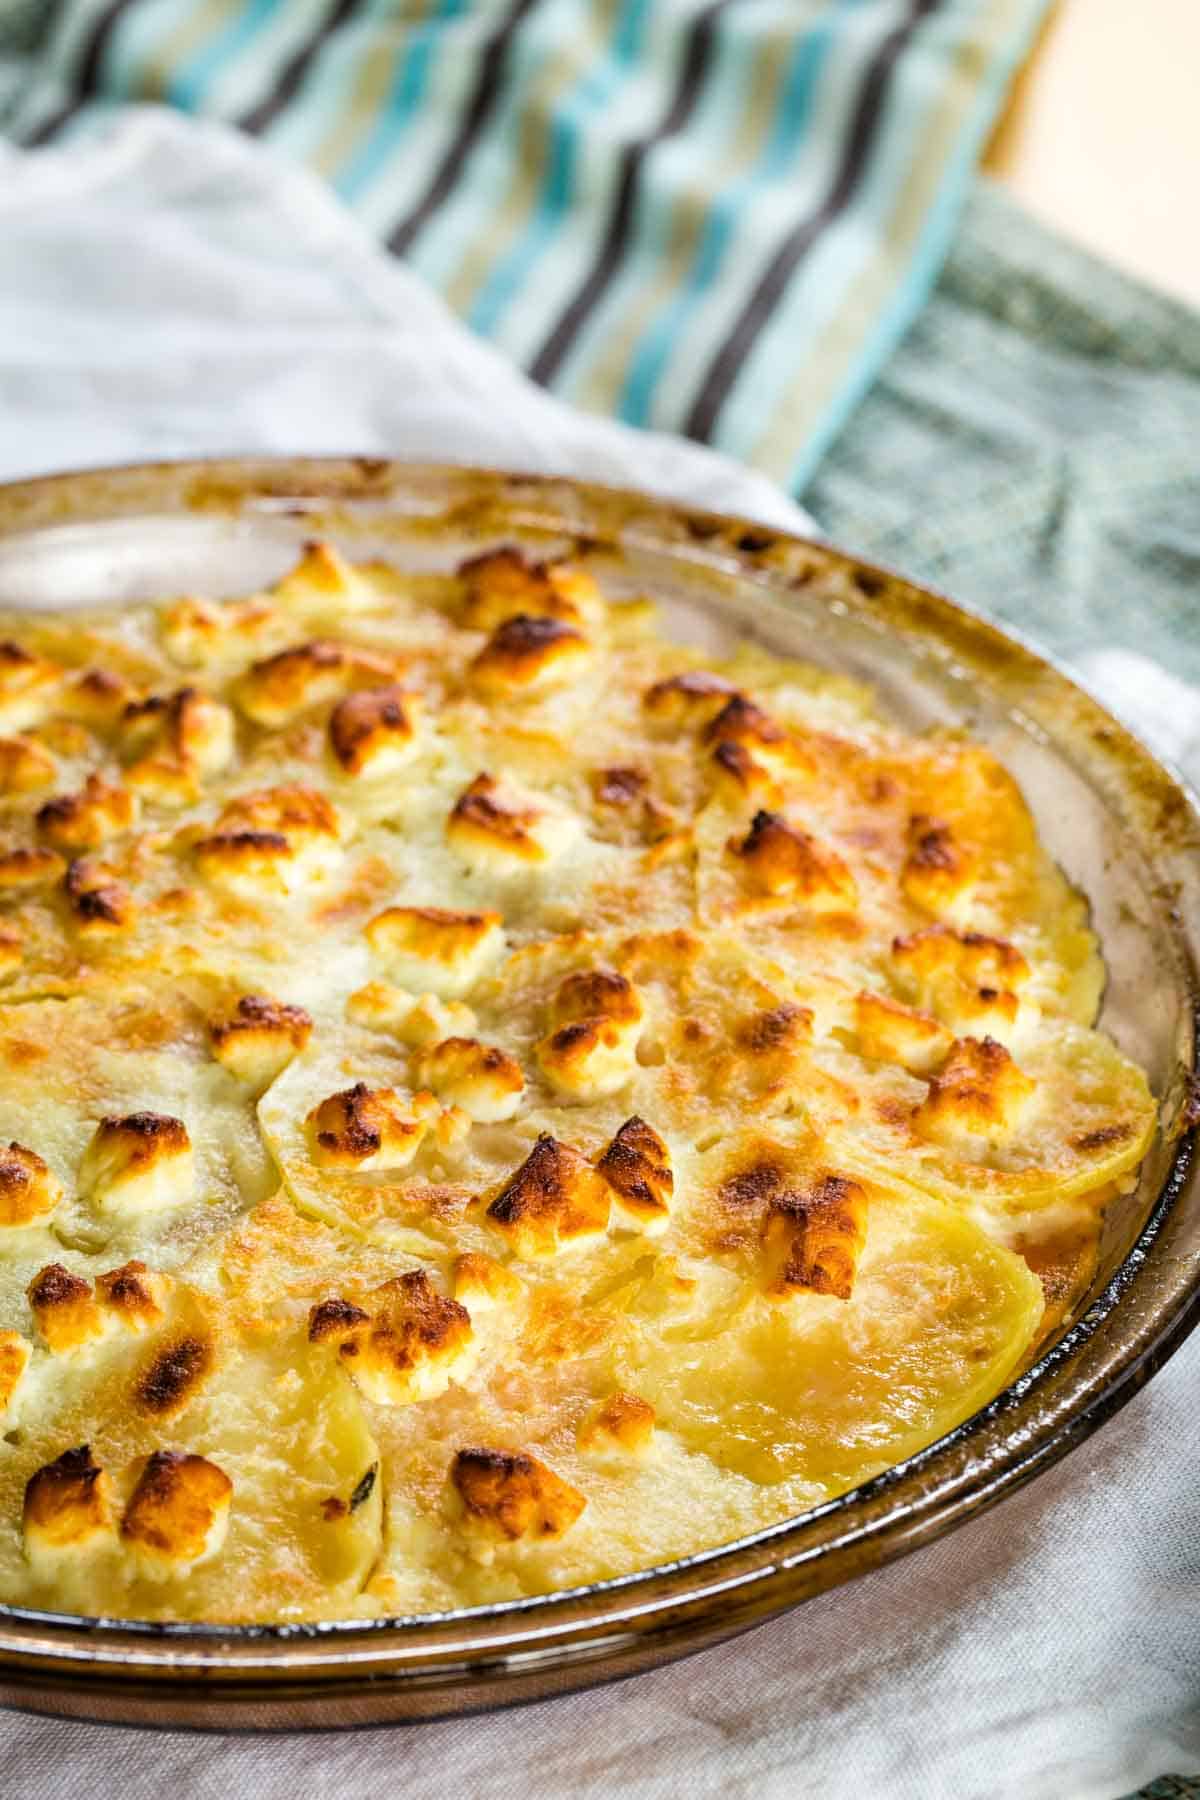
[985,0,1200,307]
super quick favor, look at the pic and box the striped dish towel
[2,0,1048,490]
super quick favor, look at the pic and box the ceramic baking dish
[0,458,1193,1731]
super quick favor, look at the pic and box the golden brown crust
[95,1261,171,1334]
[411,1036,525,1122]
[0,735,57,795]
[596,1117,673,1233]
[307,1082,432,1171]
[236,638,402,726]
[762,1174,869,1301]
[537,969,645,1099]
[914,1036,1036,1143]
[578,1392,656,1455]
[469,614,592,697]
[120,1450,232,1575]
[36,774,138,852]
[328,685,419,775]
[23,1446,114,1569]
[310,1270,475,1405]
[730,809,856,907]
[446,773,572,867]
[27,1264,106,1355]
[77,1112,194,1215]
[364,904,504,995]
[855,992,953,1075]
[0,1141,63,1227]
[0,845,64,890]
[63,857,136,934]
[487,1135,611,1260]
[208,993,313,1087]
[458,548,596,629]
[451,1446,585,1541]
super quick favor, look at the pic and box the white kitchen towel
[0,105,1196,1800]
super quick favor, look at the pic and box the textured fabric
[806,177,1200,691]
[0,0,1047,487]
[0,104,1199,1800]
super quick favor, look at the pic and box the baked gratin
[0,539,1155,1623]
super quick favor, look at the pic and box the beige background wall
[984,0,1200,307]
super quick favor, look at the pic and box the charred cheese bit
[446,773,579,870]
[592,765,647,809]
[63,857,136,935]
[77,1112,194,1215]
[0,1330,31,1420]
[914,1036,1037,1145]
[536,969,645,1099]
[486,1134,611,1260]
[271,540,379,615]
[364,904,504,998]
[347,983,477,1045]
[730,810,856,908]
[236,638,400,727]
[0,640,60,732]
[453,1252,523,1311]
[95,1260,172,1334]
[37,774,139,852]
[120,1451,232,1578]
[0,1140,63,1227]
[458,548,600,629]
[0,845,64,892]
[134,1334,214,1420]
[329,685,421,777]
[469,614,594,698]
[854,991,953,1076]
[595,1116,673,1234]
[0,735,56,794]
[306,1082,432,1171]
[309,1270,476,1404]
[208,993,313,1089]
[23,1447,115,1576]
[643,670,738,726]
[578,1392,656,1456]
[61,666,137,729]
[451,1447,585,1543]
[28,1264,106,1355]
[901,815,979,920]
[160,595,284,667]
[195,784,343,896]
[762,1174,869,1302]
[891,925,1031,1041]
[412,1036,525,1122]
[702,694,802,785]
[122,687,235,804]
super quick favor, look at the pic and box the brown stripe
[683,0,941,444]
[386,0,542,260]
[238,0,364,137]
[527,0,737,388]
[24,0,135,145]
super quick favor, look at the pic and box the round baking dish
[0,458,1193,1731]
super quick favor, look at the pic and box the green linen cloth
[805,177,1200,691]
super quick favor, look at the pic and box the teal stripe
[335,0,468,206]
[786,0,1048,492]
[617,0,852,428]
[466,0,654,338]
[548,0,792,400]
[100,0,206,105]
[165,0,280,109]
[265,0,395,159]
